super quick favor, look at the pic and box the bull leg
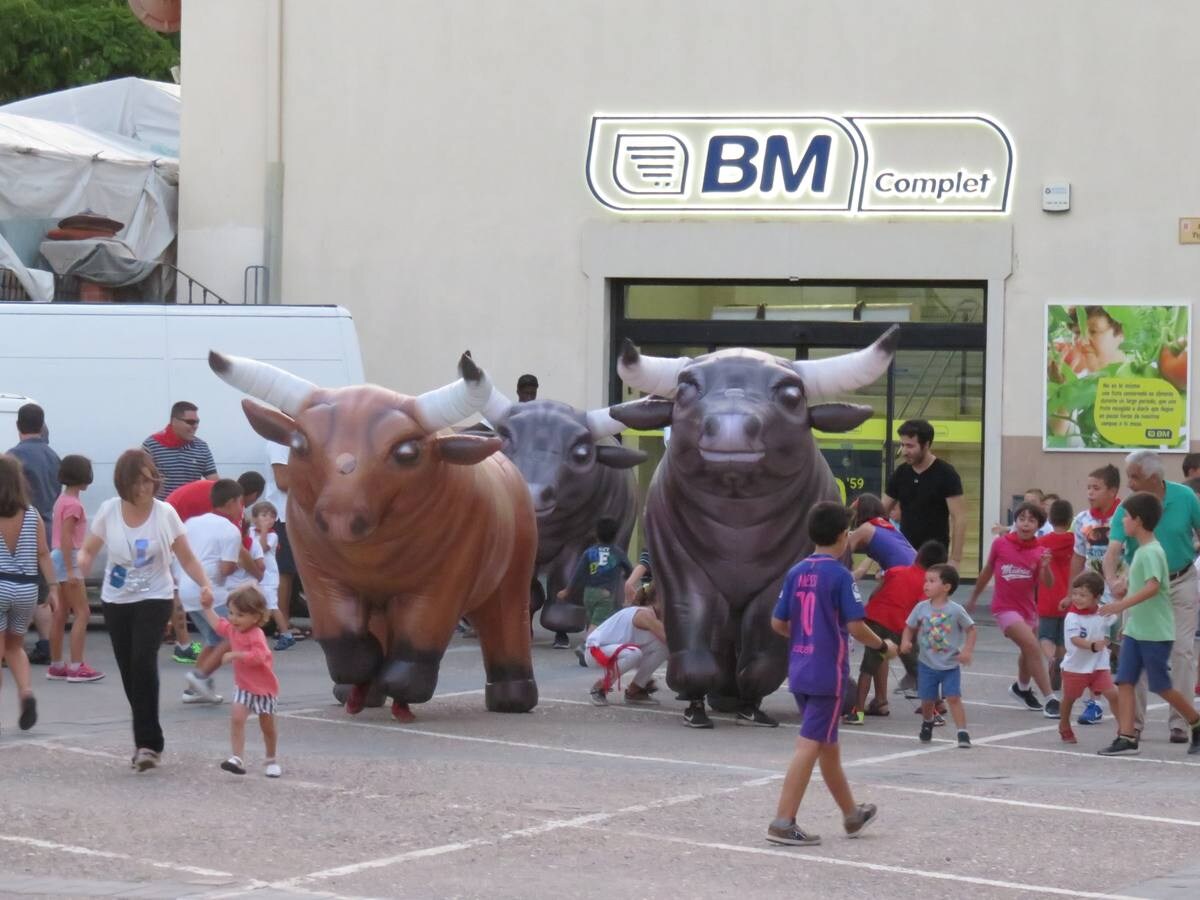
[472,567,538,713]
[733,586,789,727]
[304,571,383,692]
[378,595,459,706]
[705,626,742,713]
[539,550,586,634]
[663,580,725,703]
[332,606,390,710]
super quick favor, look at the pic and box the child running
[1097,491,1200,756]
[766,501,894,846]
[1036,498,1075,695]
[199,583,282,776]
[902,564,976,748]
[1058,571,1119,744]
[966,501,1060,718]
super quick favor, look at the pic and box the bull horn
[412,351,493,431]
[585,408,627,439]
[792,325,899,400]
[616,338,690,398]
[482,385,515,425]
[208,351,316,417]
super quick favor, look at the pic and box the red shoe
[391,700,415,723]
[67,663,105,683]
[1060,728,1077,744]
[345,683,367,715]
[46,663,69,681]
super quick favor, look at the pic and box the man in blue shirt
[766,501,895,847]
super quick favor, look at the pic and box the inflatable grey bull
[609,327,899,729]
[481,391,644,632]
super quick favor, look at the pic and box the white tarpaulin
[0,79,179,268]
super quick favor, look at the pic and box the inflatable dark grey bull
[481,391,644,632]
[609,327,899,729]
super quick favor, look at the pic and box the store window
[612,281,987,578]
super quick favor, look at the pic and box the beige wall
[179,0,1200,511]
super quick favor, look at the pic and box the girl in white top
[76,449,214,772]
[582,584,667,707]
[1058,571,1120,745]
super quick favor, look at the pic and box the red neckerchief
[868,517,896,530]
[1004,531,1038,550]
[150,424,186,449]
[1088,497,1119,520]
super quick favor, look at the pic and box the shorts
[187,606,229,648]
[233,687,277,715]
[0,591,36,635]
[860,621,902,676]
[1062,669,1115,695]
[1037,616,1065,646]
[1115,636,1173,693]
[259,584,279,611]
[583,587,615,627]
[917,662,962,700]
[994,607,1037,633]
[791,692,840,744]
[51,548,73,583]
[274,521,297,576]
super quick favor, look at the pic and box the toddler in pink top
[967,502,1060,718]
[200,584,281,777]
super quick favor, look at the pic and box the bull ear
[434,433,501,466]
[595,444,648,469]
[808,402,874,433]
[242,398,297,445]
[608,398,673,430]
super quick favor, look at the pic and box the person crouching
[583,582,667,706]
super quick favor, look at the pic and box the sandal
[865,700,890,717]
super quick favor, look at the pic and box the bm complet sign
[585,115,1013,214]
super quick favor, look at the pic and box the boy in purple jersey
[766,502,896,847]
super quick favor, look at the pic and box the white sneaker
[264,761,282,778]
[185,671,222,703]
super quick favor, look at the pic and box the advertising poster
[1045,303,1190,451]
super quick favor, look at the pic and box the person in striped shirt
[142,401,218,663]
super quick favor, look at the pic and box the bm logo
[586,114,1014,214]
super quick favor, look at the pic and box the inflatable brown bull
[209,350,538,718]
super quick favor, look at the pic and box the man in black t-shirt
[882,419,966,569]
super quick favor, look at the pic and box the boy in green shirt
[1098,491,1200,756]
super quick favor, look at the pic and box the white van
[0,303,364,517]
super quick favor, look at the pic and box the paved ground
[2,599,1199,900]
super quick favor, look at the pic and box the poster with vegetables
[1045,303,1189,451]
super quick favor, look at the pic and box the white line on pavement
[585,827,1149,899]
[982,740,1200,768]
[0,833,245,881]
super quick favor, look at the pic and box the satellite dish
[127,0,181,33]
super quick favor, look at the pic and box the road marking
[982,740,1200,768]
[0,833,241,880]
[866,783,1200,827]
[587,827,1148,899]
[279,711,778,775]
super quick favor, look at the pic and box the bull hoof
[319,634,384,686]
[540,601,586,633]
[485,678,538,713]
[333,681,385,708]
[391,700,415,723]
[344,683,368,716]
[666,649,721,698]
[380,657,440,704]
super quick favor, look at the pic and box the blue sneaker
[274,632,296,651]
[1078,699,1103,725]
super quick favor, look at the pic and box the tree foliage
[0,0,179,103]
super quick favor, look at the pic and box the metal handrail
[244,265,268,305]
[162,263,229,304]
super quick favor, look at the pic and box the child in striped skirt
[199,583,281,777]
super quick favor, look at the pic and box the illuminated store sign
[586,115,1013,214]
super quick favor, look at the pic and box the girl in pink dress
[966,502,1059,717]
[199,583,281,777]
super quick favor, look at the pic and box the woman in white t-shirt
[76,449,215,772]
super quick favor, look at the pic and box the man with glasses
[142,401,218,664]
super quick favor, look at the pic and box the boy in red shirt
[1037,499,1075,693]
[845,540,947,723]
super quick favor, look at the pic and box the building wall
[179,0,1200,515]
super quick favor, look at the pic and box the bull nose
[528,483,556,511]
[702,414,763,442]
[743,416,762,439]
[350,515,369,537]
[315,510,329,533]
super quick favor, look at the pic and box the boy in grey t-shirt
[901,564,977,748]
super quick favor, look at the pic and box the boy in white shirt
[247,501,290,649]
[1058,571,1119,744]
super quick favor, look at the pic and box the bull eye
[289,432,309,456]
[570,442,592,464]
[776,384,804,411]
[392,440,421,465]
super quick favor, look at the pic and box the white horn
[208,351,316,417]
[585,408,627,439]
[617,339,690,398]
[412,352,493,431]
[482,385,515,425]
[792,325,899,400]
